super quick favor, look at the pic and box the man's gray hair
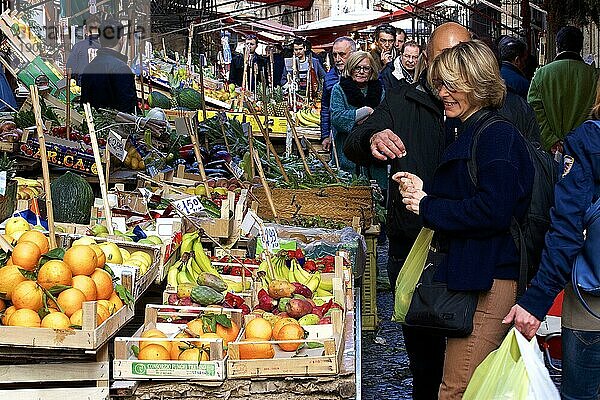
[333,36,356,51]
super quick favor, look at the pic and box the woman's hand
[502,304,542,340]
[393,172,425,215]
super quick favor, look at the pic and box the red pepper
[287,250,296,259]
[304,260,318,272]
[230,266,242,276]
[295,248,304,259]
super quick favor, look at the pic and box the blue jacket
[519,120,600,320]
[66,34,101,85]
[420,110,534,291]
[80,48,137,114]
[500,62,530,99]
[320,67,340,141]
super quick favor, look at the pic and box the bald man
[344,22,470,400]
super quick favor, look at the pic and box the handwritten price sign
[172,196,205,215]
[260,226,280,252]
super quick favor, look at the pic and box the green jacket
[527,54,598,150]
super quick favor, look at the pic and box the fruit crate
[197,110,288,134]
[113,305,244,382]
[361,226,379,331]
[252,185,374,231]
[0,299,134,350]
[0,342,110,400]
[59,235,163,301]
[227,308,345,379]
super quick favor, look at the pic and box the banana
[305,271,321,293]
[319,275,334,292]
[315,287,333,297]
[292,259,311,284]
[258,260,275,283]
[15,177,42,186]
[296,110,317,127]
[189,257,203,276]
[177,269,194,284]
[167,260,182,287]
[193,240,219,276]
[224,279,243,293]
[274,258,290,281]
[287,262,296,282]
[180,232,199,254]
[304,109,320,124]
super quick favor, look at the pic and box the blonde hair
[428,40,506,109]
[343,51,379,80]
[591,77,600,120]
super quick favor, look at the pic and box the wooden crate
[163,272,255,308]
[227,308,345,379]
[362,227,379,331]
[252,185,374,230]
[113,305,243,382]
[0,343,110,400]
[0,300,134,350]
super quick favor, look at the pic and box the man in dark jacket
[497,36,530,99]
[345,22,471,400]
[371,24,397,72]
[321,37,356,152]
[80,19,137,113]
[229,35,268,90]
[380,40,421,93]
[66,14,101,85]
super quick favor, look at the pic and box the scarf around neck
[339,76,383,108]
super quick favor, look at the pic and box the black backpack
[467,111,559,291]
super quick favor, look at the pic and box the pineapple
[272,86,288,117]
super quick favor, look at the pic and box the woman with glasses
[396,40,534,399]
[330,51,386,186]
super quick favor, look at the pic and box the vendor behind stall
[80,19,137,113]
[66,14,101,85]
[0,65,16,111]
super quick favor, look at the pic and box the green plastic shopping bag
[463,328,560,400]
[392,227,434,323]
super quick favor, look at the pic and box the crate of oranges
[0,217,134,350]
[113,304,243,381]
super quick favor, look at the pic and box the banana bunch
[258,255,335,297]
[295,107,320,128]
[224,279,251,293]
[167,231,221,287]
[15,177,43,200]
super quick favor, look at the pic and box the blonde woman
[396,40,534,398]
[507,78,600,400]
[330,51,386,187]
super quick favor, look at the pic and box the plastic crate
[362,228,379,331]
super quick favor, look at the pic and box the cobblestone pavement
[360,240,561,399]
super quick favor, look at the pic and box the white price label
[230,163,243,179]
[0,171,6,196]
[260,226,280,251]
[172,196,205,215]
[107,130,127,162]
[240,209,262,237]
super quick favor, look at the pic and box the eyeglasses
[402,54,419,61]
[431,79,457,93]
[353,65,372,73]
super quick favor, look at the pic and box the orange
[170,332,193,360]
[2,305,16,325]
[140,329,170,352]
[71,275,97,301]
[0,265,27,299]
[0,299,5,312]
[11,242,41,271]
[12,280,43,310]
[5,257,12,265]
[56,288,86,317]
[41,312,71,329]
[237,339,275,359]
[18,230,49,254]
[186,318,207,336]
[97,300,115,315]
[275,323,305,351]
[216,318,241,345]
[96,303,111,325]
[8,308,41,327]
[108,291,124,312]
[36,260,72,290]
[137,343,170,360]
[272,317,299,339]
[90,269,113,300]
[63,246,97,276]
[244,318,272,341]
[69,309,85,327]
[178,347,209,362]
[89,244,106,268]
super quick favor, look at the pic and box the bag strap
[466,112,529,298]
[572,268,600,319]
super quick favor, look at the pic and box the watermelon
[51,172,94,224]
[148,91,171,109]
[176,88,203,110]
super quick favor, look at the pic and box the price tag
[107,130,127,162]
[172,196,205,215]
[240,209,262,237]
[230,162,243,179]
[260,226,279,252]
[0,171,6,196]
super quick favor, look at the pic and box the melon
[148,91,171,109]
[176,88,203,110]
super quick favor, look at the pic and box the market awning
[232,18,296,43]
[247,0,314,9]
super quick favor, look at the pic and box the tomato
[304,260,317,272]
[287,250,296,259]
[295,248,304,259]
